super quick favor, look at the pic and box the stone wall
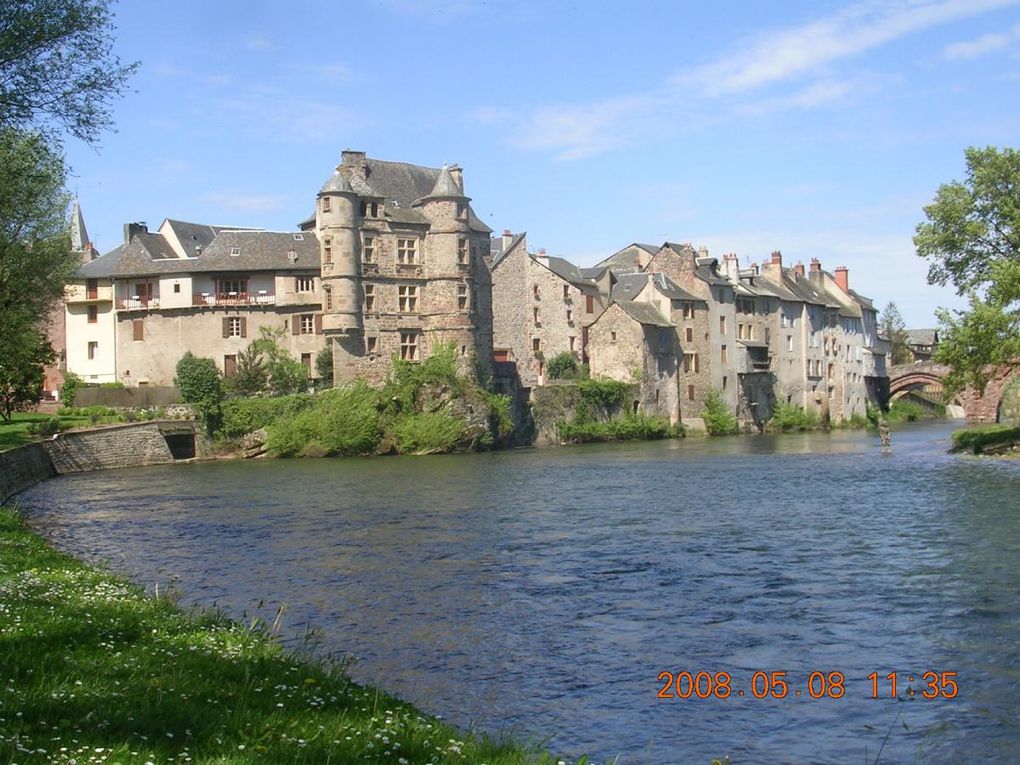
[0,444,57,504]
[43,420,211,474]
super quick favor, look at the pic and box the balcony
[193,291,276,307]
[117,297,160,310]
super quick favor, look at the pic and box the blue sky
[66,0,1020,327]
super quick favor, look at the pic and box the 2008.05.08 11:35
[656,671,959,700]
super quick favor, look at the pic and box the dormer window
[293,234,303,241]
[230,247,240,256]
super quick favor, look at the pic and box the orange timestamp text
[656,670,959,700]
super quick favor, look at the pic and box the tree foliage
[315,346,333,388]
[0,322,54,421]
[252,327,308,396]
[174,352,225,433]
[879,301,912,366]
[545,351,580,380]
[702,388,738,435]
[914,147,1020,395]
[0,0,139,145]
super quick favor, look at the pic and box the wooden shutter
[586,295,594,312]
[314,314,323,334]
[133,319,144,341]
[292,315,300,335]
[224,355,237,378]
[240,317,247,338]
[222,318,230,338]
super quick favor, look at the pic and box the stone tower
[316,167,363,383]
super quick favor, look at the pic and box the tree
[879,301,912,366]
[175,352,225,434]
[251,327,308,396]
[228,343,268,397]
[315,346,333,388]
[0,321,54,421]
[546,351,580,380]
[0,0,139,145]
[914,146,1020,395]
[702,388,738,435]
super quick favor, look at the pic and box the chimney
[834,266,849,292]
[448,164,464,192]
[770,250,783,266]
[809,258,821,272]
[502,229,513,251]
[124,222,147,244]
[536,248,548,258]
[794,262,805,278]
[722,252,739,280]
[340,149,368,179]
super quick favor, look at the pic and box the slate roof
[615,300,673,328]
[907,328,938,346]
[611,273,649,301]
[648,271,702,302]
[313,157,491,233]
[490,232,527,268]
[70,198,90,252]
[594,242,659,272]
[77,230,319,278]
[163,219,234,257]
[538,255,597,288]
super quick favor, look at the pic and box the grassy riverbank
[0,506,562,764]
[950,424,1020,455]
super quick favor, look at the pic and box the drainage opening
[164,433,196,460]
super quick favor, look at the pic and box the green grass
[0,506,565,764]
[0,413,89,452]
[950,424,1020,454]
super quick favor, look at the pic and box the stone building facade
[312,151,493,385]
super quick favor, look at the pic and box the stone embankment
[1,420,210,503]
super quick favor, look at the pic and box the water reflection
[19,422,1020,764]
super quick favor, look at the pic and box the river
[16,421,1020,764]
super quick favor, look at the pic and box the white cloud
[942,23,1020,59]
[679,0,1020,95]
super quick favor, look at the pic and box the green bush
[220,394,313,438]
[769,402,818,432]
[888,399,923,423]
[546,352,580,380]
[267,382,380,457]
[60,372,83,407]
[26,416,61,437]
[390,411,467,454]
[951,425,1020,454]
[175,352,226,434]
[558,413,682,443]
[485,392,514,440]
[703,388,738,435]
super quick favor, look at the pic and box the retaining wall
[1,421,211,504]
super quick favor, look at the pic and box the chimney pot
[794,262,805,278]
[770,250,782,266]
[809,258,821,272]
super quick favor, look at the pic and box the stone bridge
[888,362,1019,423]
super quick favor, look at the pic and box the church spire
[70,196,95,261]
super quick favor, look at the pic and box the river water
[16,421,1020,764]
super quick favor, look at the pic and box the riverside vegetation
[0,506,571,764]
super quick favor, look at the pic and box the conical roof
[413,164,467,204]
[70,196,90,252]
[319,168,353,194]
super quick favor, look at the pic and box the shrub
[315,347,333,387]
[545,352,580,380]
[390,411,467,454]
[61,372,83,407]
[558,413,682,443]
[26,417,61,437]
[220,394,313,438]
[703,388,738,435]
[267,382,380,457]
[769,402,818,432]
[175,352,225,434]
[485,392,514,440]
[888,399,923,423]
[574,379,630,422]
[951,425,1020,454]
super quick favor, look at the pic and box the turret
[412,164,471,275]
[317,167,363,382]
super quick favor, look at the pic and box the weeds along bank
[0,507,563,764]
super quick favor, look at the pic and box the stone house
[66,221,327,385]
[311,151,493,385]
[490,232,606,386]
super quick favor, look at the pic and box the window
[300,314,315,334]
[722,375,727,391]
[364,284,375,312]
[569,336,575,351]
[721,345,727,364]
[533,306,540,324]
[720,316,726,335]
[87,341,98,360]
[683,353,699,373]
[225,317,243,337]
[688,384,695,401]
[398,285,418,312]
[293,233,304,241]
[786,335,794,352]
[301,352,312,372]
[87,305,98,323]
[458,237,468,264]
[532,337,541,352]
[173,282,181,294]
[682,302,694,319]
[780,312,789,328]
[396,238,417,264]
[533,284,541,300]
[296,276,314,293]
[362,236,374,263]
[216,278,247,297]
[563,285,570,300]
[685,327,693,343]
[366,336,378,354]
[224,355,237,378]
[230,247,241,256]
[610,331,617,343]
[400,332,419,360]
[566,309,573,323]
[135,282,153,302]
[586,295,594,313]
[458,284,468,310]
[323,238,332,264]
[322,196,331,212]
[133,319,144,341]
[86,278,98,299]
[324,287,332,311]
